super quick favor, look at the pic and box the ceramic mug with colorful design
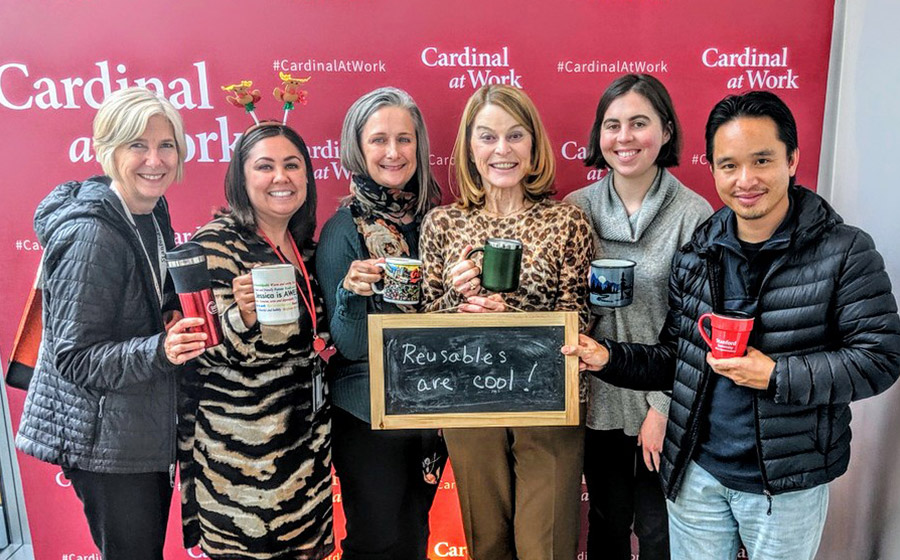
[466,238,523,293]
[373,257,423,305]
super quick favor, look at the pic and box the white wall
[817,0,900,558]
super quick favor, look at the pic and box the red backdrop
[0,1,834,558]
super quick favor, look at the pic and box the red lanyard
[258,230,326,354]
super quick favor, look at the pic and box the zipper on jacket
[752,395,775,516]
[670,368,713,499]
[170,370,177,489]
[90,394,107,450]
[748,235,790,518]
[668,251,721,500]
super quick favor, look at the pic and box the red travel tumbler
[166,242,223,348]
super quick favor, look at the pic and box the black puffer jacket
[598,186,900,499]
[16,176,180,474]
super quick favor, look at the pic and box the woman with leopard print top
[419,84,593,560]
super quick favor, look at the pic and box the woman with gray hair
[316,87,444,560]
[16,86,206,559]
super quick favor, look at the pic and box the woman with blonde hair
[419,84,593,560]
[17,87,205,559]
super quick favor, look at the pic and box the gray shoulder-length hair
[339,87,441,217]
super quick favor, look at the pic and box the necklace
[109,186,165,306]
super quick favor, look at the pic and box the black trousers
[584,428,670,560]
[332,407,441,560]
[63,468,172,560]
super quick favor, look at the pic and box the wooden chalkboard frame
[368,311,580,429]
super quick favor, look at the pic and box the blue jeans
[668,462,828,560]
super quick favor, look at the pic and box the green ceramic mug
[466,238,523,293]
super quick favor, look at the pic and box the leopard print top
[419,199,593,399]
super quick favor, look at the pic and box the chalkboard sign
[368,311,579,429]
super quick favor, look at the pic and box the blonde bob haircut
[93,87,187,184]
[452,84,556,208]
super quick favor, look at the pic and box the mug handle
[697,313,714,350]
[371,262,388,295]
[464,247,484,282]
[463,247,486,291]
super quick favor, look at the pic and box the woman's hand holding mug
[343,258,385,296]
[450,244,481,298]
[164,316,208,365]
[232,272,257,328]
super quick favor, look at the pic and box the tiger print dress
[178,216,333,559]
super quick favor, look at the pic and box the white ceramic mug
[251,264,300,325]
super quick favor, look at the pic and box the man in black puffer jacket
[564,91,900,560]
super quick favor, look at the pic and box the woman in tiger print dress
[178,122,333,559]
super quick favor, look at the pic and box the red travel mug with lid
[166,242,223,348]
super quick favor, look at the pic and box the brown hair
[451,85,556,208]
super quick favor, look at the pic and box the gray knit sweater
[565,169,712,434]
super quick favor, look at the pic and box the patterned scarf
[348,176,446,482]
[348,174,419,259]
